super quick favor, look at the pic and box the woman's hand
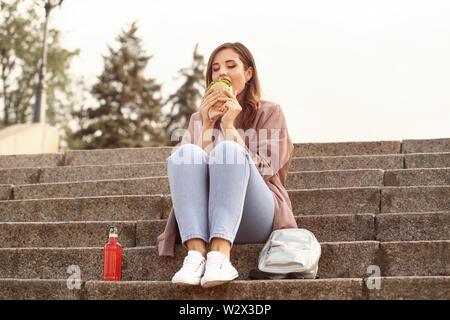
[218,89,242,129]
[199,89,226,129]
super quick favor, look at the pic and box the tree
[69,21,166,149]
[163,43,206,146]
[0,0,80,128]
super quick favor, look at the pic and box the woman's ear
[245,66,253,83]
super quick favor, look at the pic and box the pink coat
[157,99,298,256]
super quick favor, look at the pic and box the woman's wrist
[195,123,215,151]
[222,123,235,130]
[202,122,215,131]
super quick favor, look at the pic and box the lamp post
[32,0,63,123]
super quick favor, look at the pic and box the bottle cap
[109,224,118,237]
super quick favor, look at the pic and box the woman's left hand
[218,89,242,129]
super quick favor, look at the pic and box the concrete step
[1,163,168,185]
[381,186,450,213]
[82,276,450,300]
[1,276,448,300]
[0,167,40,185]
[1,138,447,170]
[12,170,389,200]
[13,177,170,200]
[0,153,64,169]
[291,154,404,171]
[2,212,448,248]
[1,155,407,185]
[376,212,450,241]
[0,241,448,281]
[1,138,446,301]
[39,163,167,184]
[10,169,390,200]
[0,214,377,248]
[292,187,379,215]
[65,147,173,166]
[2,186,448,223]
[0,187,381,223]
[12,168,446,201]
[0,185,11,200]
[405,152,450,168]
[287,169,385,189]
[294,141,401,156]
[0,195,171,222]
[384,168,450,186]
[2,164,387,187]
[0,279,84,300]
[0,140,405,170]
[65,141,402,166]
[0,221,137,248]
[138,212,450,245]
[402,138,450,154]
[1,153,449,185]
[3,164,450,193]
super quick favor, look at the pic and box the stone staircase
[0,138,448,300]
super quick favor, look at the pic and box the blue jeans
[166,141,275,247]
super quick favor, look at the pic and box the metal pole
[32,0,63,123]
[32,2,50,123]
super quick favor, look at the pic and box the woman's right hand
[199,89,224,128]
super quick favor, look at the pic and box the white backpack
[257,228,321,279]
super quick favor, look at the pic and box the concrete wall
[0,123,60,155]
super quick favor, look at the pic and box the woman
[157,42,297,288]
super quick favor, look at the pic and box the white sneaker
[200,251,239,288]
[171,250,206,286]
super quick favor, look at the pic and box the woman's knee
[167,143,208,165]
[210,141,248,165]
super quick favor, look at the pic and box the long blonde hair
[206,42,261,130]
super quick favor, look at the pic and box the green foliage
[68,21,167,149]
[1,0,208,150]
[164,43,205,146]
[0,0,80,127]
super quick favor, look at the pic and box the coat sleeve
[244,104,294,183]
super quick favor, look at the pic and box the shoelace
[207,254,227,270]
[183,254,205,272]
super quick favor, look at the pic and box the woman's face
[211,48,253,101]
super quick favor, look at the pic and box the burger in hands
[205,79,232,119]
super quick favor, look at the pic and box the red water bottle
[103,224,122,281]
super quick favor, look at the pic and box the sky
[50,0,450,143]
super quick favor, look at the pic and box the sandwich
[205,79,232,119]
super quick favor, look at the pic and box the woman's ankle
[210,237,231,260]
[186,238,207,258]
